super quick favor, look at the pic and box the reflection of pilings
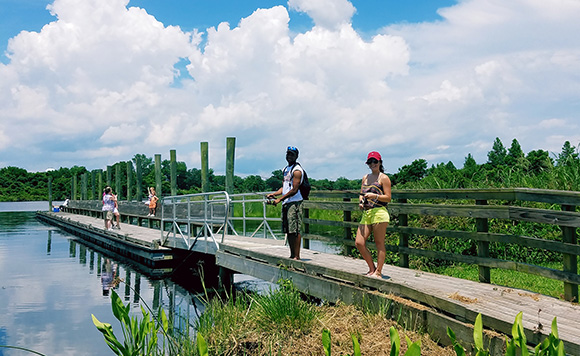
[168,282,175,332]
[133,273,141,304]
[69,240,76,258]
[79,244,87,265]
[152,280,161,310]
[97,254,102,275]
[47,230,52,255]
[90,251,95,273]
[125,269,131,301]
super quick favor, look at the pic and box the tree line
[1,138,579,202]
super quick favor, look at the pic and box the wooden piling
[136,156,143,202]
[155,154,162,197]
[225,137,235,194]
[201,142,209,193]
[116,164,122,200]
[126,162,132,201]
[170,149,177,196]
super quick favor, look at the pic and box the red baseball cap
[366,151,382,162]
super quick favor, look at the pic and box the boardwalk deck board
[38,210,580,355]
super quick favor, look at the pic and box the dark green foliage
[392,159,427,185]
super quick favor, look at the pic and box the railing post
[303,207,310,249]
[343,197,351,240]
[562,204,578,302]
[398,198,409,268]
[476,199,490,283]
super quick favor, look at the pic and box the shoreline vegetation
[89,279,568,356]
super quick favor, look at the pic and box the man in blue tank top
[267,146,304,260]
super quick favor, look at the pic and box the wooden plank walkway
[38,211,580,354]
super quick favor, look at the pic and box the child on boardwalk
[147,187,159,217]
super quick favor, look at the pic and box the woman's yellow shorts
[360,207,390,225]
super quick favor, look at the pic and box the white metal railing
[227,192,280,240]
[161,191,282,250]
[160,191,231,251]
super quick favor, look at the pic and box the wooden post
[115,164,122,200]
[106,166,112,188]
[136,156,143,202]
[303,207,310,249]
[81,172,87,200]
[126,162,133,201]
[73,175,78,200]
[476,199,491,284]
[98,170,103,198]
[91,170,96,200]
[155,154,162,197]
[225,137,235,194]
[201,142,209,193]
[344,197,352,239]
[48,176,52,211]
[562,204,578,302]
[170,149,177,196]
[398,198,409,268]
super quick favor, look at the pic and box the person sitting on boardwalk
[267,146,304,260]
[147,187,159,217]
[355,151,391,278]
[101,187,115,230]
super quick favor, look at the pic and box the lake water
[0,201,338,355]
[0,202,245,356]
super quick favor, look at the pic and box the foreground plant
[92,289,170,356]
[448,312,566,356]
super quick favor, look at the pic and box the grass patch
[426,262,574,299]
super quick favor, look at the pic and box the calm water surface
[0,201,336,355]
[0,202,212,356]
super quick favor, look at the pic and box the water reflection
[0,211,206,355]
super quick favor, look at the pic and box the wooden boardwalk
[38,211,580,355]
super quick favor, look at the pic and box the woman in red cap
[356,151,392,278]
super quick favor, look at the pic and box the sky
[0,0,579,180]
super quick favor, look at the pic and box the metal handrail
[226,192,280,240]
[160,191,231,250]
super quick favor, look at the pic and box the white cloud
[0,0,579,179]
[288,0,355,30]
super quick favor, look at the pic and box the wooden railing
[303,188,580,302]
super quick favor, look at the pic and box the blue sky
[1,0,579,180]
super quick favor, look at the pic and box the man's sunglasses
[287,146,298,152]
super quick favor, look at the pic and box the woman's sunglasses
[366,158,379,165]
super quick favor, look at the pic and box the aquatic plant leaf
[322,329,331,356]
[403,342,421,356]
[389,326,400,356]
[351,333,361,356]
[474,313,484,350]
[196,333,208,356]
[551,317,559,339]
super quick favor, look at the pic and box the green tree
[393,159,427,185]
[526,149,553,175]
[265,170,283,191]
[243,175,266,192]
[487,137,507,167]
[557,141,578,166]
[505,138,528,170]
